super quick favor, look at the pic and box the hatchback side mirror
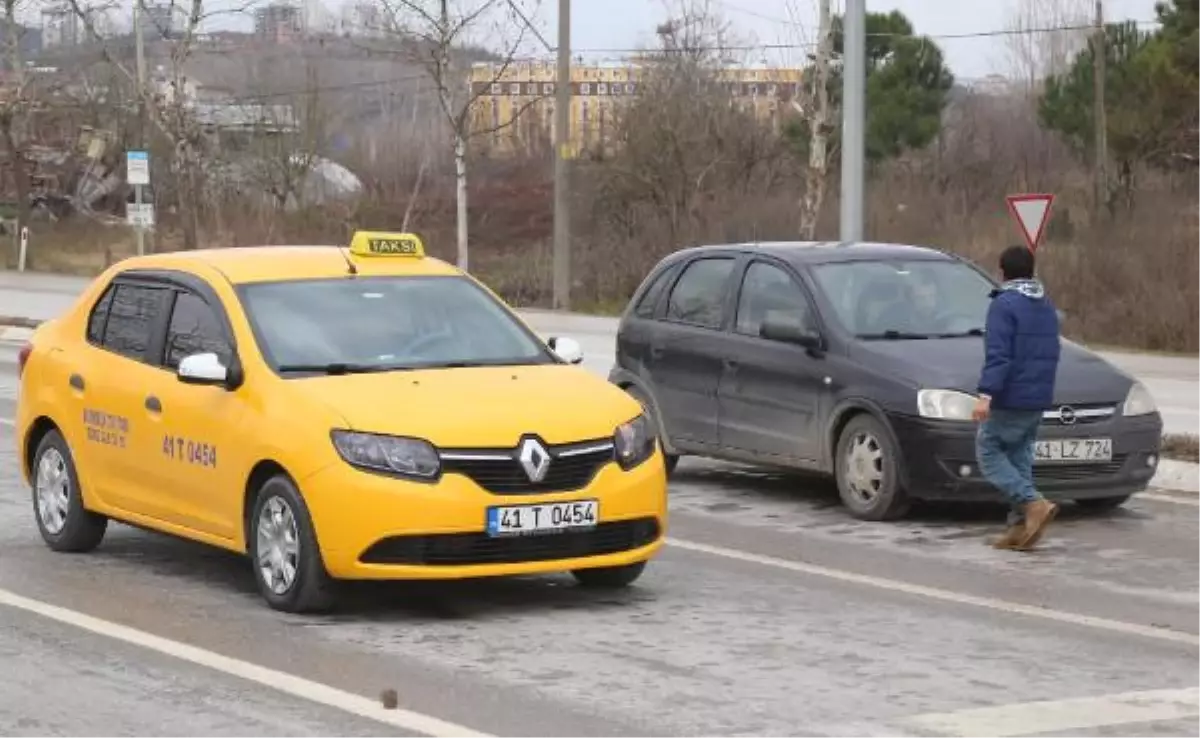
[760,311,822,350]
[547,335,584,364]
[177,352,230,386]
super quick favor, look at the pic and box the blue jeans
[976,409,1044,524]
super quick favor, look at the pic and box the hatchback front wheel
[834,414,910,521]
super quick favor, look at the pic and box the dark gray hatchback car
[608,241,1164,521]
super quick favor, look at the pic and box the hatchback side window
[101,284,166,360]
[633,266,673,319]
[665,258,735,329]
[165,291,232,369]
[734,261,816,337]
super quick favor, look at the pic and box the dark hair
[999,245,1035,280]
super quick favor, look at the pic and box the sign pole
[134,184,145,256]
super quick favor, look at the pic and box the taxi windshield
[809,258,996,338]
[239,276,553,374]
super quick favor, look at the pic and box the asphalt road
[0,270,1196,734]
[0,350,1196,735]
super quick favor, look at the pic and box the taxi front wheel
[571,561,647,588]
[249,475,338,614]
[31,429,107,553]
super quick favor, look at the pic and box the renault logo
[1058,405,1077,425]
[517,438,552,482]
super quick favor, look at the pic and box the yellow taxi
[15,232,667,612]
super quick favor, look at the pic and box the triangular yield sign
[1005,193,1055,252]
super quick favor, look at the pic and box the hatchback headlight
[331,430,441,479]
[614,413,655,470]
[1122,382,1158,416]
[917,389,977,421]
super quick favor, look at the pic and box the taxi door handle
[69,373,84,391]
[144,395,162,413]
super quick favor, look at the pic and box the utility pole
[838,0,865,242]
[1092,0,1108,212]
[799,0,832,240]
[133,0,147,257]
[551,0,570,310]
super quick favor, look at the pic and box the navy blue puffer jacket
[977,279,1061,410]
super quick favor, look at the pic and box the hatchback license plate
[486,500,598,537]
[1034,438,1113,463]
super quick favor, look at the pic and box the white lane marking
[0,588,492,737]
[667,538,1200,646]
[901,686,1200,737]
[0,417,12,426]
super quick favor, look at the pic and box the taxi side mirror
[177,352,229,386]
[547,336,584,365]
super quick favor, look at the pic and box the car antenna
[336,244,358,276]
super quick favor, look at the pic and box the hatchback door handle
[723,359,739,372]
[650,346,664,359]
[69,373,84,390]
[145,395,162,413]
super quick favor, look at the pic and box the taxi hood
[294,364,642,447]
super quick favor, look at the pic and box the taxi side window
[665,257,735,329]
[734,261,817,337]
[165,291,231,369]
[102,283,165,360]
[86,285,115,344]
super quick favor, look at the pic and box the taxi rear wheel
[31,429,107,553]
[249,475,337,614]
[571,561,646,588]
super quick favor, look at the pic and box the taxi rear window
[238,276,554,375]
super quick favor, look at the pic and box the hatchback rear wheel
[835,414,910,521]
[623,385,679,477]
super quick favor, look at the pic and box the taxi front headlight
[614,413,655,470]
[331,430,441,480]
[1122,381,1158,416]
[917,389,977,421]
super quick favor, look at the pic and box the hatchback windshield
[239,276,552,373]
[810,258,995,338]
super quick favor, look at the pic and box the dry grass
[1161,434,1200,463]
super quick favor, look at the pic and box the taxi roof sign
[348,231,425,258]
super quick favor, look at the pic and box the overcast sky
[525,0,1163,80]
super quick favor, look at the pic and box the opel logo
[1058,405,1077,425]
[517,437,552,482]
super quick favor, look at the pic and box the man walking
[972,245,1061,550]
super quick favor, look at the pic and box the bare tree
[65,0,255,249]
[0,0,33,247]
[1002,0,1091,93]
[371,0,543,271]
[797,0,832,239]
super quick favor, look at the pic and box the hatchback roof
[671,240,955,265]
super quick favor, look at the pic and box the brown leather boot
[990,524,1026,549]
[1016,499,1059,549]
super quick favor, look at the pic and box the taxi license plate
[1034,438,1113,463]
[486,500,598,537]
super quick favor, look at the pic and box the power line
[545,17,1161,57]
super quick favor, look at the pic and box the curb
[0,315,42,328]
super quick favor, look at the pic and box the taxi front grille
[440,442,615,495]
[358,518,660,566]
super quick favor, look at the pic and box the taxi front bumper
[301,451,668,579]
